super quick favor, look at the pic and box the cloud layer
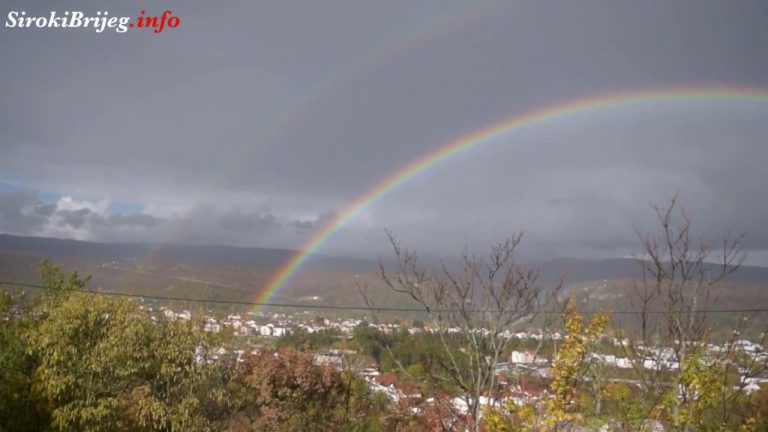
[1,0,767,263]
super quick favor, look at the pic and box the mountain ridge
[0,233,371,272]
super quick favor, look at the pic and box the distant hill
[0,234,386,315]
[0,234,372,272]
[1,234,767,319]
[539,257,768,286]
[4,234,768,285]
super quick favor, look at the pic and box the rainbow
[253,85,768,311]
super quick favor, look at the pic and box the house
[510,350,537,364]
[373,373,422,402]
[203,317,221,333]
[260,325,273,337]
[314,351,343,366]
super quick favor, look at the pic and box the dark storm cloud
[1,0,767,263]
[3,0,766,198]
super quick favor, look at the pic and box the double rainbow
[252,85,768,311]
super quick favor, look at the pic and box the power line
[2,280,768,315]
[0,281,408,312]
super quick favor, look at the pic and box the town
[152,303,768,420]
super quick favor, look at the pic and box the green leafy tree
[25,261,226,431]
[0,289,49,431]
[0,259,94,431]
[27,293,154,430]
[38,258,91,298]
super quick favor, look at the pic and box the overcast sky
[1,0,767,264]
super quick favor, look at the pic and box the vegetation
[225,348,385,431]
[2,198,768,431]
[360,230,559,432]
[0,261,391,432]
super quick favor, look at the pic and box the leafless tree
[360,230,561,432]
[617,194,767,429]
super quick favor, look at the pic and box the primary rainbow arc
[252,85,768,312]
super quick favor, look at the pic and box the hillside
[0,234,372,272]
[2,234,768,320]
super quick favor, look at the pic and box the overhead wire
[2,280,768,315]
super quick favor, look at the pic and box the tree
[0,288,49,431]
[225,348,377,431]
[481,301,608,432]
[24,261,226,431]
[0,259,93,431]
[38,258,91,299]
[617,195,768,430]
[362,230,560,432]
[26,292,223,431]
[541,301,608,430]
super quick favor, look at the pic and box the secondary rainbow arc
[252,85,768,312]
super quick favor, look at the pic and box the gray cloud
[90,212,162,228]
[0,189,169,238]
[109,212,160,228]
[56,208,92,229]
[0,190,52,234]
[292,219,315,230]
[292,210,336,231]
[0,189,300,246]
[218,211,277,232]
[1,0,767,264]
[33,202,57,217]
